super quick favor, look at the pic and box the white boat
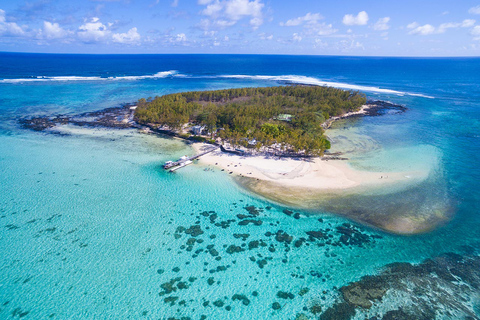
[163,160,174,169]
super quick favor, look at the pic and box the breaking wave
[219,74,434,98]
[0,70,178,83]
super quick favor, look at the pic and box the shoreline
[192,143,452,235]
[192,143,424,193]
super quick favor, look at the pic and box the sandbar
[192,143,452,235]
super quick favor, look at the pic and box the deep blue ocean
[0,53,479,319]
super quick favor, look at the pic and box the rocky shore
[18,105,136,132]
[322,100,407,129]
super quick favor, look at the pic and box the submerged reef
[321,253,480,319]
[18,105,135,131]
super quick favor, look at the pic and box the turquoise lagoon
[0,53,479,319]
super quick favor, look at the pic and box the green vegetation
[134,86,366,156]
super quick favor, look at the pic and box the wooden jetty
[164,146,219,172]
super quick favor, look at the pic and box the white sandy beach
[192,143,451,235]
[192,143,427,193]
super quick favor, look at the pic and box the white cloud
[42,21,68,39]
[408,24,436,35]
[258,32,273,40]
[469,5,480,15]
[175,33,187,42]
[407,22,419,29]
[280,12,336,37]
[202,1,223,17]
[292,33,302,42]
[78,17,110,43]
[280,12,323,27]
[408,19,476,35]
[438,19,476,33]
[472,25,480,40]
[314,22,337,36]
[112,27,141,44]
[342,11,368,26]
[198,0,264,30]
[462,19,476,27]
[198,19,212,31]
[0,9,26,36]
[216,19,236,27]
[224,0,263,21]
[314,38,328,48]
[249,17,262,28]
[338,39,364,51]
[203,30,217,37]
[171,0,179,7]
[373,17,390,31]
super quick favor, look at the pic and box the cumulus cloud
[175,33,187,42]
[469,5,480,15]
[0,9,26,36]
[342,11,368,26]
[78,17,111,42]
[198,0,264,30]
[112,27,141,44]
[42,21,68,39]
[280,13,323,27]
[373,17,390,31]
[408,19,476,35]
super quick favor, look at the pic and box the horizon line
[1,51,480,59]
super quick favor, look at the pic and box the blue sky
[1,0,480,56]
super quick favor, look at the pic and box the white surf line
[219,74,435,99]
[0,70,178,83]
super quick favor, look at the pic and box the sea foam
[0,70,178,83]
[219,74,434,98]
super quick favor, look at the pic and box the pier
[164,146,219,172]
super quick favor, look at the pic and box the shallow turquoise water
[0,54,479,319]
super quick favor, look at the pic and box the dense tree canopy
[135,86,366,156]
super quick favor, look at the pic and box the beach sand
[192,143,452,234]
[192,143,426,193]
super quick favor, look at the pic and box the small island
[134,85,367,157]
